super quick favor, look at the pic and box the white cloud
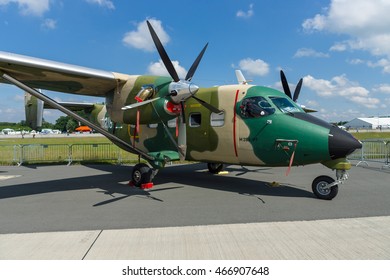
[302,14,326,32]
[294,48,329,58]
[347,58,365,65]
[236,3,254,18]
[303,75,335,97]
[303,0,390,71]
[85,0,115,9]
[330,42,348,52]
[373,84,390,94]
[303,74,380,108]
[41,18,56,30]
[13,94,24,102]
[367,58,390,73]
[305,100,319,107]
[123,19,170,52]
[238,58,269,76]
[0,0,50,16]
[148,59,187,79]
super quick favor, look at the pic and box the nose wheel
[312,175,339,200]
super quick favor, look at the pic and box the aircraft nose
[328,126,362,159]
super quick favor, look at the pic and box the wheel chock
[128,181,154,189]
[266,181,280,187]
[140,182,154,189]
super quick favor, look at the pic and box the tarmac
[1,161,390,260]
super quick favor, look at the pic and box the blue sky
[1,0,390,123]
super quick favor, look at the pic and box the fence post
[68,144,72,166]
[383,141,390,169]
[12,144,22,166]
[356,141,368,167]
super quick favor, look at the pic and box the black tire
[312,175,338,200]
[132,163,153,187]
[207,163,224,174]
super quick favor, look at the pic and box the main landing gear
[207,163,224,174]
[130,163,158,189]
[312,169,348,200]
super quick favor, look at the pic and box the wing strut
[1,73,154,162]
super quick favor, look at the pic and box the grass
[350,131,390,140]
[0,135,111,145]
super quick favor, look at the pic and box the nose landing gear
[312,169,348,200]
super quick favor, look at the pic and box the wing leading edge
[0,51,127,96]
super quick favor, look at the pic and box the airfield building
[345,117,390,130]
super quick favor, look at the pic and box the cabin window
[210,112,225,127]
[239,96,275,118]
[269,96,301,113]
[189,113,202,127]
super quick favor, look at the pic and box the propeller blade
[121,97,160,110]
[192,96,223,114]
[147,20,180,82]
[185,43,208,81]
[293,78,303,102]
[280,70,292,99]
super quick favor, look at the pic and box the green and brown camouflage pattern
[1,51,353,171]
[81,75,335,168]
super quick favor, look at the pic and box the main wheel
[312,175,338,200]
[207,163,224,174]
[132,163,153,187]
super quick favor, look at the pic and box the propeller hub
[169,80,199,104]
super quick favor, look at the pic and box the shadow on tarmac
[0,163,313,207]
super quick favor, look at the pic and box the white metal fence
[0,143,138,165]
[1,140,389,167]
[348,140,390,168]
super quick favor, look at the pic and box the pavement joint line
[82,229,103,260]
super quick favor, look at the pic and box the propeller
[280,70,292,99]
[280,70,303,102]
[147,20,180,83]
[147,20,221,112]
[124,20,223,159]
[122,21,221,114]
[280,70,316,113]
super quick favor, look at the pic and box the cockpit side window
[239,96,275,118]
[269,96,301,113]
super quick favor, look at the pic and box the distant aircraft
[0,20,361,199]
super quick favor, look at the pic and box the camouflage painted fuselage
[87,75,354,168]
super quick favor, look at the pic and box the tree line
[0,113,86,132]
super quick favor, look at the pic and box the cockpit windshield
[239,96,275,118]
[269,97,301,113]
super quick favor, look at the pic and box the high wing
[0,51,127,96]
[44,101,95,111]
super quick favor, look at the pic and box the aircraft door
[236,95,275,165]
